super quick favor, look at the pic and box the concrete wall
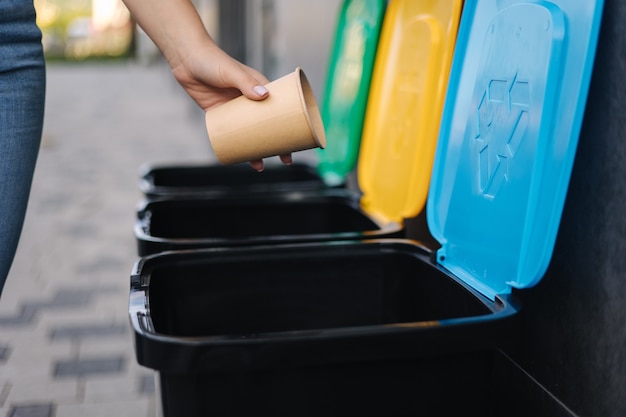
[135,0,340,101]
[246,0,342,101]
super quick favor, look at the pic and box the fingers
[251,85,269,100]
[250,159,264,172]
[279,154,292,165]
[249,154,292,172]
[239,77,269,101]
[223,61,271,101]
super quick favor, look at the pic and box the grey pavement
[0,59,234,417]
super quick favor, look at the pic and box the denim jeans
[0,0,46,295]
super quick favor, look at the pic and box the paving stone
[54,398,153,417]
[0,379,10,408]
[7,403,54,417]
[139,375,155,395]
[0,342,73,382]
[0,345,9,362]
[48,324,128,341]
[4,380,78,405]
[76,337,134,360]
[2,285,125,331]
[0,61,226,416]
[0,288,104,329]
[53,357,125,378]
[0,306,38,327]
[45,289,94,309]
[76,256,127,274]
[84,375,154,402]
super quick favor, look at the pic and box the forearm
[121,0,219,69]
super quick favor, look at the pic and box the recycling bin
[138,162,331,198]
[129,0,604,415]
[129,239,576,417]
[129,239,519,417]
[139,0,387,199]
[135,188,403,256]
[134,0,464,256]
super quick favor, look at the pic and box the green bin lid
[316,0,386,186]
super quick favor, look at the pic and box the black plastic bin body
[134,188,406,256]
[130,240,527,417]
[138,162,336,199]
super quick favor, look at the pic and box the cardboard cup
[205,67,326,165]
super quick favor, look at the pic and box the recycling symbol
[473,73,530,198]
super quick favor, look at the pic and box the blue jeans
[0,1,46,295]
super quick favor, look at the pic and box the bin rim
[128,240,520,373]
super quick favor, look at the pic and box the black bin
[138,162,333,199]
[134,189,408,256]
[130,241,581,417]
[129,240,520,417]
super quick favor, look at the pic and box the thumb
[244,83,270,101]
[226,63,271,101]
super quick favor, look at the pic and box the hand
[169,44,293,171]
[121,0,292,171]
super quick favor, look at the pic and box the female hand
[122,0,292,171]
[170,43,293,171]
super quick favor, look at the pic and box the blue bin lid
[427,0,604,301]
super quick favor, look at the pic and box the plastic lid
[357,0,464,224]
[427,0,604,300]
[316,0,386,186]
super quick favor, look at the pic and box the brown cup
[205,67,326,165]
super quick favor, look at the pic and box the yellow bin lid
[358,0,463,224]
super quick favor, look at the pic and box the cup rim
[295,67,327,149]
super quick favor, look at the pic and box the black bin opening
[147,163,322,188]
[147,247,493,338]
[144,199,379,239]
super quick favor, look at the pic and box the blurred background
[34,0,343,100]
[35,0,133,61]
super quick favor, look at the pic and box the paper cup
[205,67,326,165]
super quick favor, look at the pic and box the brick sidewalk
[0,60,215,417]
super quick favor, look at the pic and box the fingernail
[253,85,269,97]
[250,161,264,172]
